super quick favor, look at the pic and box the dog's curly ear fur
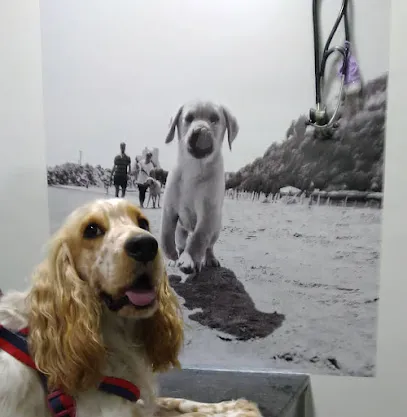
[141,270,183,372]
[27,237,105,395]
[165,106,183,144]
[222,106,239,150]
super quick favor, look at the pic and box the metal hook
[307,0,351,130]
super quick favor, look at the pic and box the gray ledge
[158,367,311,417]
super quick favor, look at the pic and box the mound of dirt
[169,267,285,341]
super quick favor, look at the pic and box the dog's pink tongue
[125,290,156,307]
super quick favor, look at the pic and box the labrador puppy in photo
[160,100,239,274]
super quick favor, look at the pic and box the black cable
[312,0,321,105]
[313,0,350,105]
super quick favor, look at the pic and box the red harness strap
[0,325,140,417]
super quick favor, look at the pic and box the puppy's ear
[222,106,239,150]
[28,237,105,395]
[165,106,183,144]
[141,269,183,372]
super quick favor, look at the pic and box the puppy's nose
[125,235,158,263]
[190,127,202,140]
[190,128,212,150]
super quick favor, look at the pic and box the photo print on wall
[42,0,390,377]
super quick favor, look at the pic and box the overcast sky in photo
[41,0,390,172]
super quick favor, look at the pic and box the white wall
[0,0,49,291]
[310,0,407,415]
[1,1,407,416]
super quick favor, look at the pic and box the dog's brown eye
[185,113,194,123]
[209,113,219,123]
[83,223,105,239]
[138,218,150,231]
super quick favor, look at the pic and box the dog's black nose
[190,128,202,142]
[124,235,158,263]
[189,128,212,150]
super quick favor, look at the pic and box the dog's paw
[204,255,221,268]
[204,249,221,267]
[177,252,201,275]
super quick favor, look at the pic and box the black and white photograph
[42,0,389,377]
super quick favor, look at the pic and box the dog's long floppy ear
[28,236,105,395]
[141,269,183,372]
[165,106,183,144]
[222,106,239,150]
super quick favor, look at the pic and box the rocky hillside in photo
[226,73,387,194]
[47,163,110,187]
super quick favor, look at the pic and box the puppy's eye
[138,218,150,231]
[83,223,105,239]
[209,113,219,124]
[185,113,194,123]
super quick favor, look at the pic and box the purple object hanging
[339,41,361,85]
[339,41,362,95]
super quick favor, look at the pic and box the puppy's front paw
[204,255,220,268]
[204,248,221,268]
[177,252,200,274]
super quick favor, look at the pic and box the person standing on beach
[110,142,131,198]
[136,151,155,208]
[133,157,140,188]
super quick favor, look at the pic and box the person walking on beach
[110,142,131,198]
[136,151,155,208]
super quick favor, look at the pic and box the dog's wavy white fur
[0,198,262,417]
[0,199,183,417]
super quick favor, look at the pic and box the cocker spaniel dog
[0,199,183,417]
[0,199,262,417]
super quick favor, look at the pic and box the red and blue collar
[0,325,140,417]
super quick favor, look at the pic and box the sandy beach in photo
[48,186,380,376]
